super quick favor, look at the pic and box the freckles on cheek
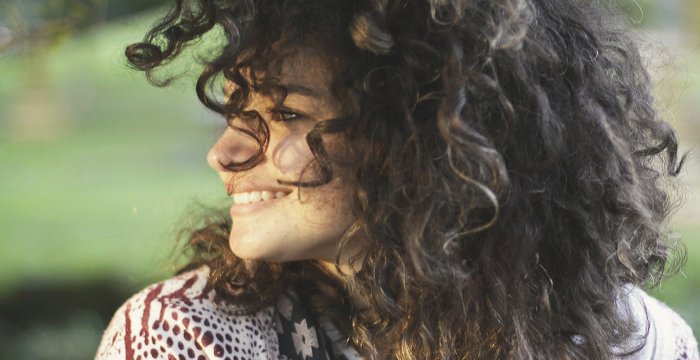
[306,179,354,221]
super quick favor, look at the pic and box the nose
[207,126,262,172]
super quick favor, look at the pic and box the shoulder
[616,286,699,360]
[95,266,280,360]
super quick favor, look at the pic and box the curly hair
[126,0,686,358]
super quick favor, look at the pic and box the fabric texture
[617,287,699,360]
[95,265,361,360]
[95,265,697,360]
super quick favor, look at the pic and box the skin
[207,49,360,267]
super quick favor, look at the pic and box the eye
[272,108,303,122]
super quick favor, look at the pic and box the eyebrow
[278,83,323,98]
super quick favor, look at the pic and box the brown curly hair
[126,0,687,358]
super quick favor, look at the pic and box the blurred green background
[0,0,698,359]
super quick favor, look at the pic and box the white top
[95,266,698,359]
[615,285,699,360]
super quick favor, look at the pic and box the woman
[96,0,698,359]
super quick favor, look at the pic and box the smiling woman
[96,0,698,359]
[206,49,358,264]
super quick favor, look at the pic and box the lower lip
[229,192,291,216]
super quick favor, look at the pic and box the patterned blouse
[95,266,698,360]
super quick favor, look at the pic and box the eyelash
[222,108,304,126]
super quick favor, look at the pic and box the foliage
[0,0,169,53]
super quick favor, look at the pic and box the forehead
[226,47,343,118]
[228,48,340,112]
[228,47,335,97]
[272,48,334,92]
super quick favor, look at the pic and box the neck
[318,256,370,311]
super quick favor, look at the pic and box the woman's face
[207,49,356,263]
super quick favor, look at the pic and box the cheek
[273,131,355,179]
[293,177,356,254]
[271,130,314,177]
[300,176,354,223]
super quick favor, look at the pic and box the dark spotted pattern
[95,266,280,360]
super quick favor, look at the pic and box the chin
[228,236,289,262]
[229,239,268,261]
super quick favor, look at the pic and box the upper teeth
[233,190,287,204]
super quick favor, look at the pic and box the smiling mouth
[231,190,290,205]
